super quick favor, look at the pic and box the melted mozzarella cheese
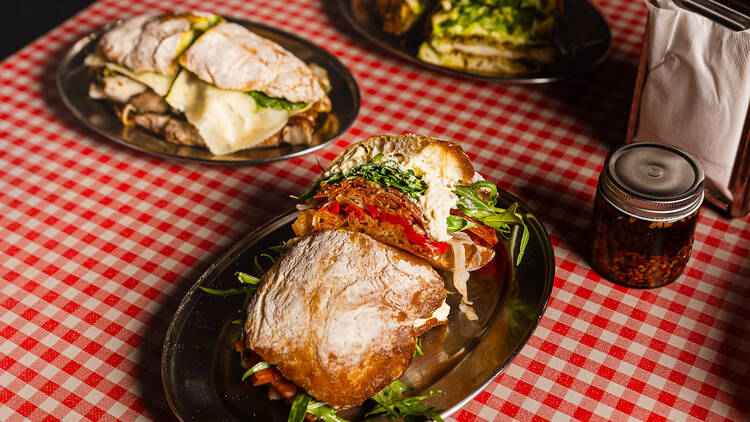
[89,75,147,103]
[414,300,450,329]
[165,70,290,155]
[84,54,174,96]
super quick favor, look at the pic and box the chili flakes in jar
[590,142,705,288]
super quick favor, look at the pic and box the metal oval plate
[338,0,611,83]
[56,18,361,165]
[162,190,555,421]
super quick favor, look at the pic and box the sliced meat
[129,112,206,147]
[127,91,170,114]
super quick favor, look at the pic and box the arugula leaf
[306,400,350,422]
[453,182,529,265]
[288,392,311,422]
[446,215,478,233]
[413,337,423,358]
[198,285,255,296]
[248,90,308,111]
[236,271,260,285]
[241,361,270,381]
[298,157,428,201]
[366,380,444,422]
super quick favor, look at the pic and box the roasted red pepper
[318,202,450,255]
[380,212,450,255]
[322,201,340,214]
[365,205,381,218]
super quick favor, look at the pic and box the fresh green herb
[241,361,271,381]
[366,380,444,422]
[268,240,290,255]
[299,157,428,200]
[445,214,478,233]
[248,90,309,111]
[198,285,255,296]
[199,271,260,325]
[288,392,311,422]
[306,399,350,422]
[236,272,261,285]
[413,337,423,358]
[453,181,529,265]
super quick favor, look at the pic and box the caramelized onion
[448,232,477,320]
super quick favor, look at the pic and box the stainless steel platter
[56,19,360,165]
[161,189,555,421]
[338,0,611,83]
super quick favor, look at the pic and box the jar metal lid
[599,142,705,220]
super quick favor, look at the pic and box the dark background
[1,1,95,60]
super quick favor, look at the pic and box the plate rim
[336,0,612,84]
[55,17,361,166]
[161,190,555,421]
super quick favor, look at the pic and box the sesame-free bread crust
[179,22,325,103]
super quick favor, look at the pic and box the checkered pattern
[1,0,748,420]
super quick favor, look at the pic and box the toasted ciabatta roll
[293,133,528,319]
[244,230,448,408]
[85,13,332,155]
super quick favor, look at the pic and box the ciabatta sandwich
[243,230,448,409]
[85,13,331,155]
[293,134,527,318]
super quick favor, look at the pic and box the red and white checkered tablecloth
[1,0,749,420]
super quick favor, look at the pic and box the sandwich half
[86,13,332,155]
[293,133,527,318]
[243,230,448,409]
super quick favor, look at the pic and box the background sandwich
[417,0,559,76]
[86,13,331,155]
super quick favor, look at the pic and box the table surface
[1,0,749,421]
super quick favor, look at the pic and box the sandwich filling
[295,135,527,321]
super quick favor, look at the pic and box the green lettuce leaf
[248,90,308,111]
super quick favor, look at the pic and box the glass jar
[590,142,705,288]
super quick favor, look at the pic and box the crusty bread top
[327,134,476,185]
[244,230,446,408]
[180,22,325,103]
[98,13,215,75]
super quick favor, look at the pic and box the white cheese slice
[165,70,290,155]
[84,54,174,96]
[414,300,450,329]
[90,75,148,103]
